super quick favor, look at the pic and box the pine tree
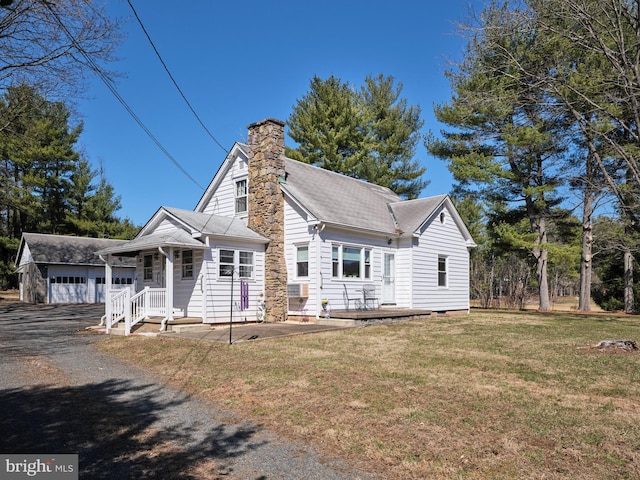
[287,74,427,198]
[427,1,567,310]
[0,85,138,287]
[359,74,426,199]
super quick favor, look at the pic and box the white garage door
[94,268,136,303]
[49,266,89,303]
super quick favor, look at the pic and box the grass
[96,310,640,479]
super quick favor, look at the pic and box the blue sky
[77,1,478,226]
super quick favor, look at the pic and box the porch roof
[96,229,206,256]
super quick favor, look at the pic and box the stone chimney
[247,118,288,322]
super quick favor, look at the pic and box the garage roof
[17,233,136,268]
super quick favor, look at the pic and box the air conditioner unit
[287,283,309,298]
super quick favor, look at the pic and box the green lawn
[97,310,640,479]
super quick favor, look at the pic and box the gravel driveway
[0,303,372,479]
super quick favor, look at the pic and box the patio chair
[343,284,361,311]
[362,284,379,310]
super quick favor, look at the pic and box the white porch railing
[106,288,130,334]
[107,287,167,336]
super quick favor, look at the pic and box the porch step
[169,324,213,334]
[108,324,127,336]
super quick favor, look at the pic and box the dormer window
[235,178,247,214]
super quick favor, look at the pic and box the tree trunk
[624,248,634,314]
[537,248,551,310]
[532,216,551,311]
[578,192,594,311]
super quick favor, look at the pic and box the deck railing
[107,287,167,336]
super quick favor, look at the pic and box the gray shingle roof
[97,207,269,256]
[163,207,268,242]
[19,233,135,266]
[279,157,449,236]
[96,228,207,255]
[389,195,447,234]
[281,158,403,234]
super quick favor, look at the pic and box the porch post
[165,247,174,321]
[104,255,113,328]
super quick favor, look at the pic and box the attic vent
[287,283,309,298]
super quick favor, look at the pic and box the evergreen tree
[287,74,427,198]
[359,74,426,199]
[0,85,138,287]
[427,1,566,310]
[287,75,364,174]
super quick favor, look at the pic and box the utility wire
[44,1,205,190]
[127,0,228,154]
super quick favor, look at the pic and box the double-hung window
[143,254,153,280]
[239,251,254,278]
[181,249,193,279]
[219,249,254,279]
[296,245,309,278]
[219,249,235,277]
[342,247,361,278]
[332,246,339,277]
[438,255,448,287]
[235,179,247,214]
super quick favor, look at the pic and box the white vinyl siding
[198,153,249,217]
[411,204,470,311]
[310,226,387,312]
[174,248,203,317]
[284,200,315,313]
[201,240,264,324]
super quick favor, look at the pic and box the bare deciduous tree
[0,0,122,98]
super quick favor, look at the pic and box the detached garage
[15,233,136,304]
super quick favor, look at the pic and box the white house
[15,232,136,304]
[97,118,475,334]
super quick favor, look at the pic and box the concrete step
[169,323,213,334]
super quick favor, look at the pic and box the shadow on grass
[0,379,264,479]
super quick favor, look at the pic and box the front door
[382,253,395,304]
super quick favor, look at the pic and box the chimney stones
[247,118,288,322]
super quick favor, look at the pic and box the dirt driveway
[0,303,372,479]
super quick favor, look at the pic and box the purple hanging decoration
[239,280,249,311]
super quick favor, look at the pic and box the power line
[127,0,228,154]
[44,1,205,190]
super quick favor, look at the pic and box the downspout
[314,223,325,319]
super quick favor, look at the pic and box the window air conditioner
[287,283,309,298]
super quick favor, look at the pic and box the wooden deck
[312,308,432,326]
[117,308,434,335]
